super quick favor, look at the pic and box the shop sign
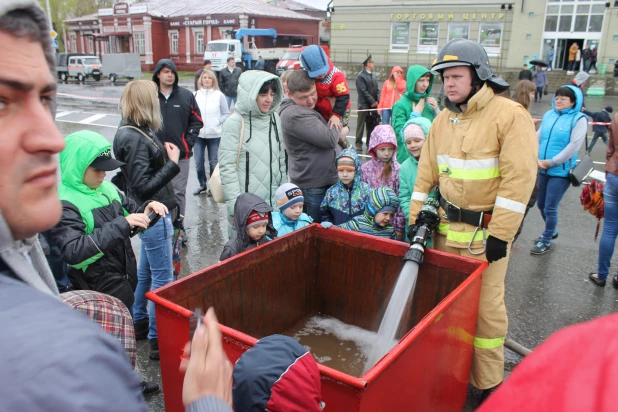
[332,24,346,30]
[68,24,99,31]
[130,5,148,14]
[390,12,505,21]
[114,2,129,15]
[391,22,410,48]
[168,16,238,27]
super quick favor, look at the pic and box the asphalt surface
[54,77,618,411]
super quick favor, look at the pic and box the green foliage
[39,0,112,52]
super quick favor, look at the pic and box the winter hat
[275,183,304,212]
[366,186,400,217]
[403,124,426,141]
[337,156,356,172]
[233,335,324,412]
[605,106,613,113]
[300,45,329,78]
[377,206,397,214]
[246,210,269,229]
[367,125,398,159]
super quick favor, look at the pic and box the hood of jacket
[233,193,277,245]
[337,148,363,186]
[552,85,584,115]
[1,0,57,116]
[235,70,283,117]
[60,131,113,194]
[152,59,179,88]
[404,65,434,101]
[389,65,404,81]
[367,125,398,159]
[402,117,432,139]
[364,186,400,221]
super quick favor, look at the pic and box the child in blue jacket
[272,183,313,236]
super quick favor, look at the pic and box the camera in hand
[130,211,161,237]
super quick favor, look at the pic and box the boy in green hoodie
[398,117,432,241]
[392,65,440,164]
[52,131,167,310]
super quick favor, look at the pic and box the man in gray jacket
[279,70,349,221]
[0,2,232,411]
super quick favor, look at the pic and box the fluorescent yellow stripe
[437,224,485,242]
[448,167,501,180]
[474,336,505,349]
[436,155,501,180]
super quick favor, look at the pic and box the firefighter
[409,38,538,401]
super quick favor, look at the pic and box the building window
[479,23,503,55]
[448,23,469,41]
[170,32,178,54]
[133,32,145,54]
[418,22,438,53]
[88,36,94,54]
[196,32,204,54]
[545,1,604,33]
[390,22,410,52]
[589,4,605,32]
[71,35,77,53]
[108,38,117,54]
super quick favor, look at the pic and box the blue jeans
[300,186,329,222]
[193,137,220,189]
[536,173,571,244]
[381,109,392,125]
[225,95,237,109]
[597,173,618,279]
[133,213,173,340]
[535,86,543,102]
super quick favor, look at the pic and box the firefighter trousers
[434,233,509,390]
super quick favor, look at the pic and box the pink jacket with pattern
[360,125,405,233]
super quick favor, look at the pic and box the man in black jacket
[152,59,203,225]
[518,64,532,81]
[584,106,613,153]
[355,55,379,152]
[219,57,242,109]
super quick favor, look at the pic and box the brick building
[63,0,322,71]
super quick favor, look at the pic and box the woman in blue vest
[531,85,587,255]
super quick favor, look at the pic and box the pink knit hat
[403,124,426,141]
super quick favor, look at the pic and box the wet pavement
[54,80,618,411]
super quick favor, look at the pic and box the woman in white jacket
[193,69,230,195]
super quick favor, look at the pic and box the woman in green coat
[219,70,287,236]
[392,65,440,164]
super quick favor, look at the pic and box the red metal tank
[148,225,485,412]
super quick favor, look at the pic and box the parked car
[57,53,103,82]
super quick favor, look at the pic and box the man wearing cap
[356,55,380,152]
[408,38,537,402]
[52,130,168,310]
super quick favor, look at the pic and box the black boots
[479,383,501,404]
[134,319,148,341]
[141,380,160,395]
[148,338,159,360]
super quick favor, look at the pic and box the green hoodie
[392,65,436,164]
[58,131,126,269]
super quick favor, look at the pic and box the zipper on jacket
[542,115,560,161]
[268,115,273,206]
[245,152,250,193]
[347,185,353,216]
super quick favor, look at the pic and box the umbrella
[580,180,604,240]
[529,59,548,67]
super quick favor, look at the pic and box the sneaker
[355,145,363,153]
[588,273,606,287]
[533,232,558,243]
[613,275,618,290]
[141,380,160,395]
[149,338,160,360]
[530,241,551,255]
[134,319,148,341]
[193,187,207,195]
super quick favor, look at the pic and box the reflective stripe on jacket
[409,84,538,248]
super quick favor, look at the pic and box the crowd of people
[2,0,618,411]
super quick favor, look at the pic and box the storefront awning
[94,32,131,39]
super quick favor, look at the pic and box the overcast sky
[294,0,330,11]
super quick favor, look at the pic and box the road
[54,78,618,411]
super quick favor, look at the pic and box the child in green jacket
[399,117,432,241]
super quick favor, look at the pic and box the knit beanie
[275,183,304,212]
[605,106,613,113]
[246,210,269,229]
[336,156,355,172]
[403,124,426,141]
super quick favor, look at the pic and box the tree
[39,0,112,52]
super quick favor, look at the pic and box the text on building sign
[390,12,505,21]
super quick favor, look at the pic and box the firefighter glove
[486,236,508,263]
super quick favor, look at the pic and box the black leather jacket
[356,69,379,109]
[113,122,180,210]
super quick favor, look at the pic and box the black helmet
[432,38,509,92]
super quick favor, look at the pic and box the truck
[276,44,331,75]
[203,28,288,73]
[56,53,103,82]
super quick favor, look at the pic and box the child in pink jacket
[360,125,404,240]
